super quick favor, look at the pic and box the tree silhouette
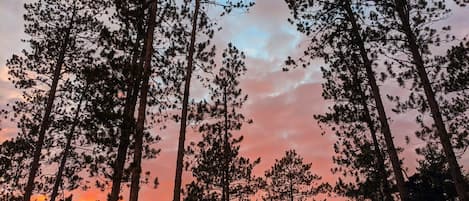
[374,0,468,199]
[105,1,148,199]
[4,0,108,199]
[184,44,262,201]
[172,1,254,200]
[406,143,468,201]
[284,0,408,199]
[314,48,394,200]
[262,150,324,201]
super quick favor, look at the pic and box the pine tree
[173,1,202,199]
[313,47,394,200]
[405,144,464,201]
[262,150,324,201]
[284,0,408,199]
[172,1,254,200]
[104,0,177,199]
[105,1,150,199]
[43,59,115,199]
[128,0,160,200]
[48,84,87,201]
[3,0,107,199]
[0,137,34,200]
[183,44,262,201]
[107,23,144,201]
[374,0,468,199]
[440,41,469,151]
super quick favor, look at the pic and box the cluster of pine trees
[284,0,469,200]
[0,0,328,201]
[0,0,468,200]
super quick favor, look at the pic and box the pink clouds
[0,0,468,201]
[140,75,338,201]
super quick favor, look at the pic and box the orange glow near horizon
[1,0,469,201]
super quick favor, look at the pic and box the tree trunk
[349,63,394,201]
[343,1,409,200]
[356,80,394,201]
[49,88,86,201]
[289,173,293,201]
[223,86,230,201]
[360,102,394,201]
[108,19,146,201]
[393,0,468,200]
[23,5,76,200]
[129,1,158,201]
[172,0,201,200]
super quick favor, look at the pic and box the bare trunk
[23,5,76,200]
[343,1,409,200]
[129,1,158,201]
[393,1,468,199]
[109,20,146,201]
[49,89,86,201]
[172,0,201,200]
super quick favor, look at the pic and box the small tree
[262,150,324,201]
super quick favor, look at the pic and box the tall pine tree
[374,0,468,199]
[172,1,254,200]
[284,0,408,199]
[4,0,107,199]
[184,44,262,201]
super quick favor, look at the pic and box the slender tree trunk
[49,88,86,201]
[361,104,394,201]
[343,1,409,200]
[23,6,76,200]
[349,64,394,201]
[172,0,201,200]
[357,83,394,201]
[393,1,468,200]
[109,21,146,201]
[289,174,293,201]
[222,86,230,201]
[129,1,158,201]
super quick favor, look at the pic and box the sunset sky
[1,0,469,200]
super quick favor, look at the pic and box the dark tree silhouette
[284,0,408,199]
[406,144,468,201]
[173,1,202,200]
[106,1,148,198]
[262,150,325,201]
[172,1,254,200]
[128,0,160,200]
[104,0,178,198]
[4,0,107,199]
[374,0,469,199]
[184,44,262,201]
[314,48,394,200]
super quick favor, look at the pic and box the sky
[0,0,469,201]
